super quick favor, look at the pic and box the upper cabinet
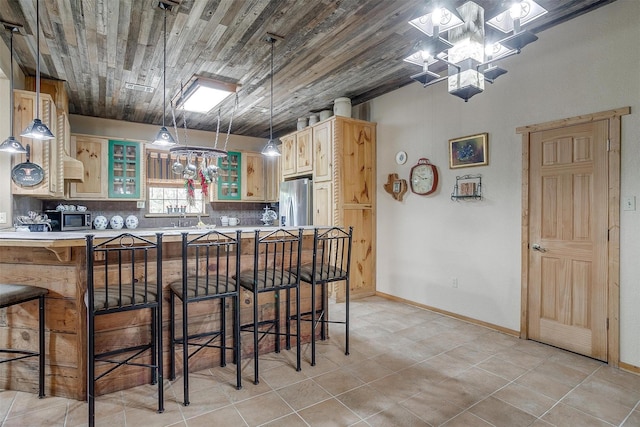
[281,128,313,179]
[69,135,144,200]
[216,151,241,200]
[312,120,333,182]
[241,151,265,201]
[11,90,61,198]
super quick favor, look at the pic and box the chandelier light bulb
[510,2,523,19]
[431,7,443,26]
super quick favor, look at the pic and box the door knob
[532,243,547,252]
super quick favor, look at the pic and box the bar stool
[297,227,352,366]
[237,228,303,384]
[86,233,164,427]
[0,284,48,397]
[169,230,242,406]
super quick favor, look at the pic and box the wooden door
[69,135,109,199]
[313,181,333,226]
[528,120,608,360]
[313,120,333,182]
[281,134,296,177]
[241,152,266,201]
[295,128,313,174]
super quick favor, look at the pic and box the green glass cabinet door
[108,140,141,198]
[216,151,241,200]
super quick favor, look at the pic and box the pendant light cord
[162,6,167,128]
[35,0,40,116]
[269,38,274,141]
[9,28,14,134]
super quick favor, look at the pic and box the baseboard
[618,361,640,375]
[375,291,520,337]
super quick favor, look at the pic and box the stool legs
[38,294,46,398]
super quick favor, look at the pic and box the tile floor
[2,296,640,426]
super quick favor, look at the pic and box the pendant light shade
[20,0,54,140]
[153,1,176,146]
[0,23,27,153]
[261,35,281,157]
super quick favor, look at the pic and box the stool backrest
[251,228,304,291]
[86,233,162,313]
[180,230,241,298]
[313,226,353,282]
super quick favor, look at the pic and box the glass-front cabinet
[108,140,141,198]
[216,151,241,200]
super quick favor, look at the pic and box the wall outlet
[623,196,636,211]
[0,212,6,224]
[452,277,458,288]
[136,200,145,209]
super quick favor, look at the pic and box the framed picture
[449,133,488,169]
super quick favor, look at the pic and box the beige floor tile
[312,368,365,396]
[173,385,231,420]
[64,398,126,427]
[468,396,537,427]
[493,383,556,417]
[367,371,422,404]
[593,365,640,392]
[337,384,395,419]
[400,390,466,425]
[2,401,68,427]
[465,331,519,354]
[531,360,590,387]
[365,403,430,427]
[124,402,185,427]
[297,397,360,426]
[3,390,73,418]
[260,412,310,426]
[477,355,529,381]
[185,404,247,426]
[276,378,332,411]
[370,350,417,373]
[510,339,560,358]
[445,345,493,365]
[548,350,604,375]
[234,391,293,426]
[441,410,493,426]
[561,384,634,425]
[494,347,547,368]
[345,358,394,383]
[422,377,489,408]
[0,389,17,419]
[622,410,640,426]
[541,402,613,427]
[454,366,509,395]
[418,353,473,378]
[515,370,575,400]
[260,362,308,390]
[578,375,640,409]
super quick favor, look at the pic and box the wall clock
[410,158,438,195]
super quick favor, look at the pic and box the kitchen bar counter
[0,226,317,399]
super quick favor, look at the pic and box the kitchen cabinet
[265,155,281,202]
[241,151,265,201]
[11,90,62,198]
[281,128,312,178]
[69,135,109,199]
[216,151,241,200]
[313,120,333,182]
[282,116,376,298]
[108,140,142,198]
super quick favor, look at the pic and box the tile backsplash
[18,196,277,230]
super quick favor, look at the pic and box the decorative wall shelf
[451,174,482,201]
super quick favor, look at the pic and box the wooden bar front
[0,228,317,400]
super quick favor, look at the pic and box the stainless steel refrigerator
[279,178,313,226]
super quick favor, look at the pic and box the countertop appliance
[279,178,312,226]
[45,210,92,231]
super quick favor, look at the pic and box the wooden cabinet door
[313,120,333,182]
[11,90,58,197]
[335,118,375,205]
[313,181,333,226]
[265,155,281,202]
[296,128,313,174]
[281,134,296,177]
[69,135,109,199]
[241,152,266,201]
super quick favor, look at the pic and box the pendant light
[0,23,27,153]
[261,35,281,157]
[152,1,176,146]
[20,0,55,140]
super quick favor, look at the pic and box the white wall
[69,114,267,152]
[371,0,640,366]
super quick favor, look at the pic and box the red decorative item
[185,178,195,206]
[198,170,208,197]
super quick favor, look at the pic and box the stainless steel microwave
[46,211,92,231]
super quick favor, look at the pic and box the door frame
[517,107,630,367]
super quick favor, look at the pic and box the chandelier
[404,0,547,102]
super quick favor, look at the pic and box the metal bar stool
[169,230,242,406]
[86,233,164,427]
[237,228,303,384]
[0,284,48,397]
[297,227,352,366]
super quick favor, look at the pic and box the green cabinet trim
[108,140,141,198]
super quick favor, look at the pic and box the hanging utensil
[172,155,184,175]
[183,153,197,179]
[11,144,44,187]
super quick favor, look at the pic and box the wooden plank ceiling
[0,0,617,139]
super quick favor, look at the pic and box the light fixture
[152,1,176,146]
[0,22,27,153]
[261,34,281,157]
[20,0,54,140]
[173,76,237,114]
[405,0,546,101]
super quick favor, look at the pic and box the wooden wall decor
[383,173,407,201]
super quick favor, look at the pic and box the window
[148,184,205,214]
